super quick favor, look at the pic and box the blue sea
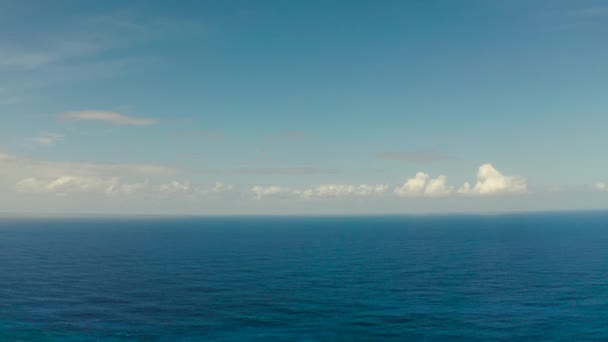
[1,213,608,341]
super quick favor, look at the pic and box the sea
[1,212,608,341]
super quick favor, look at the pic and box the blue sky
[1,0,608,215]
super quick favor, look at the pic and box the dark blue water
[1,213,608,341]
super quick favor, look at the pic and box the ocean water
[1,213,608,341]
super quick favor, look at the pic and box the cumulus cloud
[458,164,527,196]
[4,149,530,204]
[394,173,453,197]
[251,184,388,200]
[394,164,526,198]
[298,184,388,199]
[394,172,430,197]
[59,110,158,126]
[424,175,454,197]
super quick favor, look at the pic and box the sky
[1,0,608,215]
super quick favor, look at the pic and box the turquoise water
[1,213,608,341]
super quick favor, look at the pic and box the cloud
[15,176,236,199]
[159,181,191,195]
[15,176,147,196]
[208,182,234,194]
[251,183,388,200]
[0,10,203,72]
[4,149,529,203]
[458,164,527,196]
[251,185,292,200]
[394,172,430,197]
[0,153,177,179]
[424,175,454,197]
[1,149,177,198]
[298,184,388,199]
[60,110,158,126]
[394,173,453,197]
[596,182,607,192]
[394,164,525,198]
[1,150,243,200]
[26,132,65,147]
[377,150,454,164]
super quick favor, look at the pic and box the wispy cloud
[0,150,177,180]
[0,10,204,103]
[60,110,159,126]
[376,149,454,164]
[26,132,65,147]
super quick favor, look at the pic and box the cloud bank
[60,110,158,126]
[3,150,530,203]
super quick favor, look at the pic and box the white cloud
[26,132,65,147]
[1,150,246,201]
[457,182,472,195]
[15,176,147,196]
[3,150,532,204]
[424,175,454,197]
[251,184,388,200]
[60,110,158,126]
[394,172,430,197]
[394,173,454,197]
[1,150,178,199]
[458,164,527,196]
[14,176,236,199]
[394,164,526,198]
[209,182,234,193]
[251,185,292,200]
[299,184,388,199]
[596,182,607,192]
[106,181,148,196]
[159,181,191,194]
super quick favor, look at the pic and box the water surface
[1,213,608,341]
